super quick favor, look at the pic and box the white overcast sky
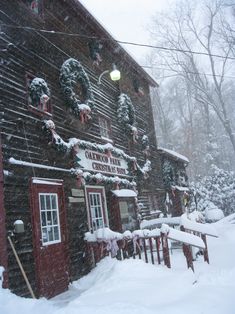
[79,0,172,63]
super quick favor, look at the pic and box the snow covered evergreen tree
[190,165,235,220]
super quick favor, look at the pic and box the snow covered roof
[181,214,218,237]
[72,0,158,87]
[158,147,189,163]
[112,189,137,198]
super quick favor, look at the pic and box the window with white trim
[88,192,105,230]
[39,193,61,245]
[99,116,111,140]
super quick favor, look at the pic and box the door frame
[30,177,69,298]
[0,133,8,288]
[85,185,109,230]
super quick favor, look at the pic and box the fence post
[161,233,171,268]
[143,238,148,263]
[137,238,142,259]
[182,243,194,272]
[201,234,209,264]
[149,238,154,264]
[155,237,161,264]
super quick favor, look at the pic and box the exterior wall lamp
[98,64,121,85]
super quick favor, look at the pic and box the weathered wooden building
[158,147,189,217]
[0,0,169,298]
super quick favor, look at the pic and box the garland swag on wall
[59,58,94,123]
[42,119,151,181]
[117,93,138,143]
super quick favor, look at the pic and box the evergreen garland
[59,58,94,120]
[117,93,137,137]
[162,160,175,188]
[71,168,137,188]
[42,120,151,179]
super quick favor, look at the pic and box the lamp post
[98,64,121,85]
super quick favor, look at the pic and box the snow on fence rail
[85,224,208,271]
[161,224,205,249]
[180,214,218,237]
[140,217,181,229]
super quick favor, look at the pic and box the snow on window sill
[41,239,61,246]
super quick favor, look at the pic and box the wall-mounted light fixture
[98,64,121,85]
[14,220,25,234]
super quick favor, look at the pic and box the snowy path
[1,221,235,314]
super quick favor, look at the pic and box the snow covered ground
[1,218,235,314]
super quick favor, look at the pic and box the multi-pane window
[88,192,105,230]
[99,116,111,140]
[39,193,61,245]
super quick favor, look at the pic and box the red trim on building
[0,133,8,288]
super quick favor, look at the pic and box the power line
[141,65,235,79]
[1,22,235,61]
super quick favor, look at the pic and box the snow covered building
[0,0,168,298]
[158,147,190,217]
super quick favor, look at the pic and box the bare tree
[149,0,235,160]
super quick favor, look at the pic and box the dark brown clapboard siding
[0,0,165,297]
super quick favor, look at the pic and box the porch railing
[85,218,217,272]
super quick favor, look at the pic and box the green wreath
[117,93,138,141]
[60,58,94,122]
[29,77,50,110]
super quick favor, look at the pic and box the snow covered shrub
[190,165,235,219]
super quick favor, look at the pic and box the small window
[89,192,105,230]
[119,200,138,231]
[26,73,52,116]
[99,116,112,141]
[39,193,61,245]
[86,187,109,231]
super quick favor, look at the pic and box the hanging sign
[75,149,129,177]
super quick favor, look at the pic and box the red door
[30,179,69,298]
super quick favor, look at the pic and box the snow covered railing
[161,224,205,249]
[180,214,219,264]
[180,214,218,237]
[140,217,181,229]
[85,224,208,271]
